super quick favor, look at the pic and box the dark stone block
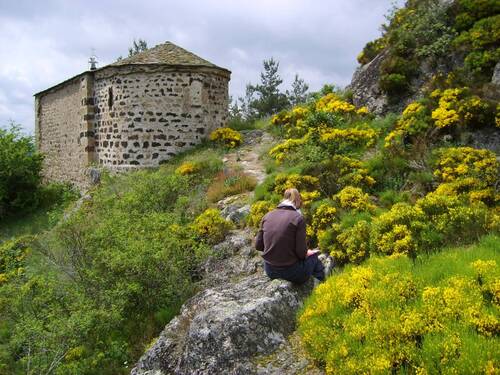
[84,97,94,105]
[196,128,205,134]
[128,135,138,140]
[152,142,161,147]
[134,117,141,122]
[123,154,129,159]
[121,142,128,148]
[137,154,144,159]
[154,134,166,140]
[152,153,159,159]
[175,142,186,147]
[143,141,149,148]
[134,142,140,147]
[130,160,140,165]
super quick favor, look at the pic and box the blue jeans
[264,254,325,284]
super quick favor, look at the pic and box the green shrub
[357,38,386,65]
[0,124,44,219]
[0,147,223,374]
[380,73,410,97]
[299,235,500,374]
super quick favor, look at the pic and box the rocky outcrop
[131,230,329,375]
[348,50,389,115]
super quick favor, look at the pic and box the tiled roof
[110,41,226,70]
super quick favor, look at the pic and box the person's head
[284,188,302,209]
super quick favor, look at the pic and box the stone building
[34,41,231,188]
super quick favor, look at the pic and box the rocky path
[131,129,325,375]
[222,129,273,185]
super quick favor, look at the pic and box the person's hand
[307,249,320,257]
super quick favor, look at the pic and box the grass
[206,169,257,203]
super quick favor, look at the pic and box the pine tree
[248,58,289,117]
[286,74,310,106]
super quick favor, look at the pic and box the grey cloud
[0,0,403,133]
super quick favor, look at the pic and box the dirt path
[222,129,273,184]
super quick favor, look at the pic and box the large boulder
[130,273,313,375]
[348,50,389,115]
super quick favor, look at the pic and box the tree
[0,123,44,219]
[128,39,148,57]
[247,58,289,117]
[117,39,148,61]
[286,74,310,106]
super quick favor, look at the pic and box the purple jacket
[255,205,307,267]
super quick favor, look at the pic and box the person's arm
[295,217,307,260]
[255,219,265,252]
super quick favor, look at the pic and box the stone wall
[93,65,229,169]
[35,64,229,188]
[35,73,95,187]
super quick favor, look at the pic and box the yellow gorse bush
[315,93,369,117]
[385,101,431,149]
[273,173,319,195]
[175,161,200,175]
[268,138,306,163]
[434,147,498,186]
[298,241,500,374]
[209,127,242,148]
[431,88,494,129]
[334,186,376,212]
[192,208,234,244]
[247,200,275,228]
[320,127,377,149]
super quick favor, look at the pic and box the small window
[108,87,114,109]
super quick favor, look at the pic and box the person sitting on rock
[255,188,325,284]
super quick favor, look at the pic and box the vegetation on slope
[0,143,240,374]
[299,235,500,373]
[357,0,499,100]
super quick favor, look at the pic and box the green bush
[0,124,44,219]
[0,148,224,374]
[380,73,410,97]
[299,235,500,374]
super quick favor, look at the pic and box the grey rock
[131,273,313,375]
[348,50,389,115]
[86,167,101,185]
[492,62,500,87]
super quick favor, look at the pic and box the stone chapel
[34,41,231,187]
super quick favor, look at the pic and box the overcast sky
[0,0,402,134]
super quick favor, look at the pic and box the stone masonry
[35,42,231,188]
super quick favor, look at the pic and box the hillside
[0,0,499,374]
